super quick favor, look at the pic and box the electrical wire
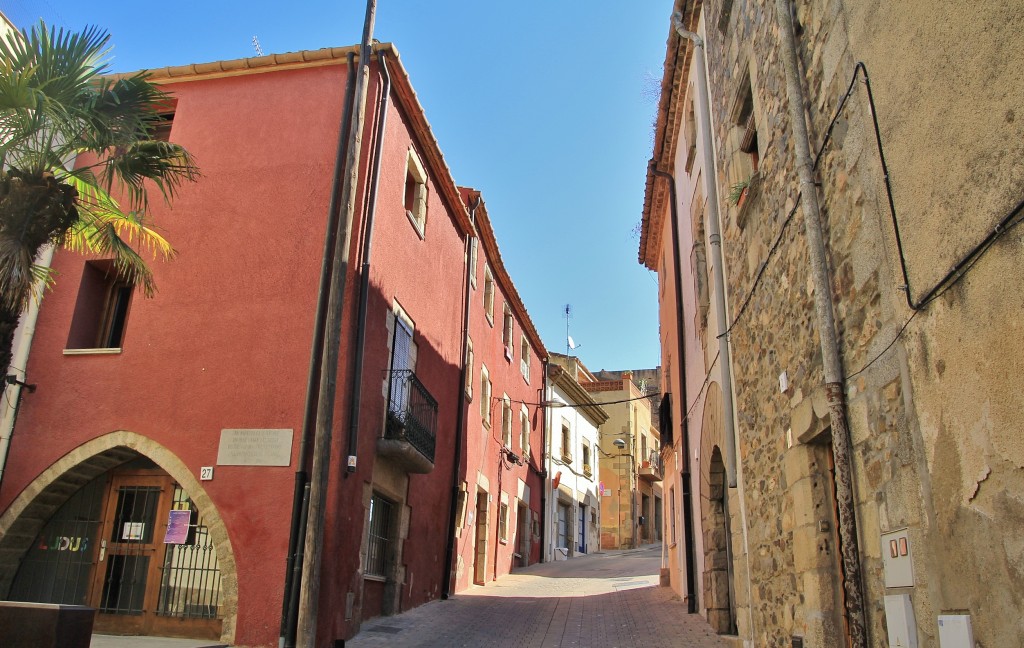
[712,60,1024,381]
[846,310,919,379]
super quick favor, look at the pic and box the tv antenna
[252,35,264,57]
[564,304,581,355]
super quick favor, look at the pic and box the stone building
[640,0,1024,646]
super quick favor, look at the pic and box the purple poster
[164,509,191,544]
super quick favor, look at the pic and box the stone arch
[0,431,237,644]
[699,382,735,635]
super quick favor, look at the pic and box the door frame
[90,469,174,635]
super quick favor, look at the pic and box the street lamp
[613,439,626,548]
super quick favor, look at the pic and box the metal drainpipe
[540,358,550,562]
[345,48,392,471]
[280,51,356,648]
[649,166,698,613]
[670,14,739,490]
[442,196,479,599]
[774,0,867,644]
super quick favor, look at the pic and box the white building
[543,354,608,560]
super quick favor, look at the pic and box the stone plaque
[217,428,294,466]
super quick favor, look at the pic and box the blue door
[578,504,586,553]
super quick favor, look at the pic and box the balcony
[582,463,593,478]
[377,369,437,474]
[638,451,662,483]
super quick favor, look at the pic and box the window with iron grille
[157,485,223,619]
[365,494,395,578]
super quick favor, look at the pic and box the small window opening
[66,260,134,350]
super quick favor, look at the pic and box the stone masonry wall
[699,0,928,644]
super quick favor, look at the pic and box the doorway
[577,504,586,554]
[473,491,488,585]
[517,503,530,567]
[556,503,570,551]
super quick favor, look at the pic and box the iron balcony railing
[640,451,662,474]
[385,369,438,463]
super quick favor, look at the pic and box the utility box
[937,614,974,648]
[881,528,914,588]
[883,594,918,648]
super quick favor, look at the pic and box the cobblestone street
[349,544,728,648]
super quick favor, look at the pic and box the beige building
[641,0,1024,647]
[579,371,662,549]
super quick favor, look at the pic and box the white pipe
[0,245,54,488]
[671,14,739,491]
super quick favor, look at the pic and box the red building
[0,43,544,647]
[450,190,546,592]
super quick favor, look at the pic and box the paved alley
[349,544,728,648]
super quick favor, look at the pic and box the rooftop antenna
[252,35,264,57]
[564,304,581,355]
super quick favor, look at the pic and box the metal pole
[296,2,376,646]
[774,0,867,644]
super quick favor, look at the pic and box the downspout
[774,0,867,644]
[540,358,550,562]
[670,15,739,490]
[0,245,52,492]
[296,0,377,644]
[649,166,697,613]
[442,196,479,599]
[345,48,392,471]
[280,51,357,648]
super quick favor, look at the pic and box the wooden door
[90,472,173,635]
[473,492,488,585]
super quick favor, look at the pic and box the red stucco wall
[0,52,486,648]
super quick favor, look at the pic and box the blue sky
[3,0,669,373]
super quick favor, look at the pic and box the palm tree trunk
[0,303,20,380]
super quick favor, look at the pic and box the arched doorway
[699,384,736,635]
[702,447,735,634]
[0,432,237,642]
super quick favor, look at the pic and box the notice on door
[217,428,294,466]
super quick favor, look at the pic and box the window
[483,266,494,324]
[149,110,175,142]
[501,395,512,447]
[465,336,474,399]
[498,501,509,543]
[469,238,478,289]
[388,310,415,417]
[404,148,428,237]
[519,406,530,456]
[736,84,759,172]
[66,260,134,350]
[520,336,530,383]
[480,365,491,428]
[582,444,592,476]
[502,305,514,360]
[561,423,572,463]
[365,494,395,578]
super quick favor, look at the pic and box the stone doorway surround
[0,431,238,645]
